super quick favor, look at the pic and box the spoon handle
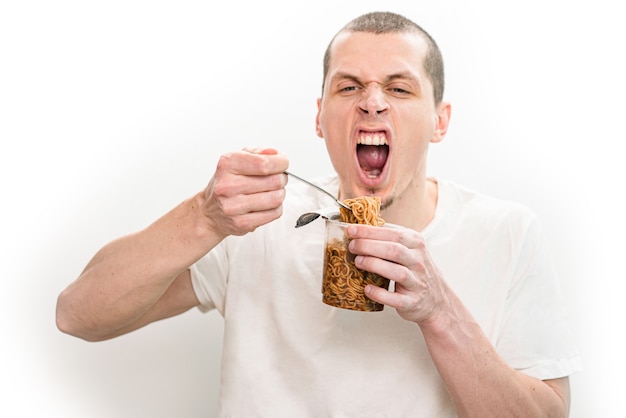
[285,171,351,210]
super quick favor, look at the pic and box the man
[57,11,581,417]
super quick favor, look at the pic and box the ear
[315,97,324,138]
[431,101,451,144]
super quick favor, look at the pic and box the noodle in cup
[322,218,390,312]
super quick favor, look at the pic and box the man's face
[316,31,448,208]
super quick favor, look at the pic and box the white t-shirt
[190,176,582,417]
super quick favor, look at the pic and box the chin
[357,187,393,210]
[379,196,394,211]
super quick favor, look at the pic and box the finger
[223,188,287,216]
[217,205,284,236]
[222,150,288,176]
[354,253,417,291]
[258,148,278,155]
[364,284,415,311]
[347,224,422,248]
[221,172,287,196]
[350,237,414,268]
[242,146,279,156]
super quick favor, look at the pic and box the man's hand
[202,147,289,238]
[346,224,448,324]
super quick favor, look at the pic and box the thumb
[243,147,278,155]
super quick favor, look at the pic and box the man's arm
[55,194,218,341]
[56,148,289,341]
[350,224,571,417]
[418,290,570,417]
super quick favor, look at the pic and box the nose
[359,85,389,116]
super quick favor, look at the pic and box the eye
[388,85,411,96]
[339,85,360,93]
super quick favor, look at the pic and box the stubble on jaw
[344,187,393,210]
[373,192,394,211]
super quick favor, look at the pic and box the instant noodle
[322,196,390,311]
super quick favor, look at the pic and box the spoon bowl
[295,212,322,228]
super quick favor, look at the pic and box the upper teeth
[358,133,388,146]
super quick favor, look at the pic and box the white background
[1,1,624,416]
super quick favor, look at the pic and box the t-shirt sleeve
[496,216,583,380]
[189,241,229,315]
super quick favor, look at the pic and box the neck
[381,177,438,231]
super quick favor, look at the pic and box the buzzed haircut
[322,11,445,104]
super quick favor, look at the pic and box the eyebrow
[331,71,422,86]
[385,71,421,85]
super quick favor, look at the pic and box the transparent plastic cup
[322,219,390,312]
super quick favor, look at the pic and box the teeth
[358,132,388,146]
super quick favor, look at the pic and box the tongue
[357,145,388,173]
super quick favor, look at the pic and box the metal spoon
[285,171,350,210]
[285,171,350,228]
[294,211,324,228]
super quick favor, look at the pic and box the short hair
[322,11,445,104]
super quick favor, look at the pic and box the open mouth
[356,131,389,178]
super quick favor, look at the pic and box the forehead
[327,31,429,82]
